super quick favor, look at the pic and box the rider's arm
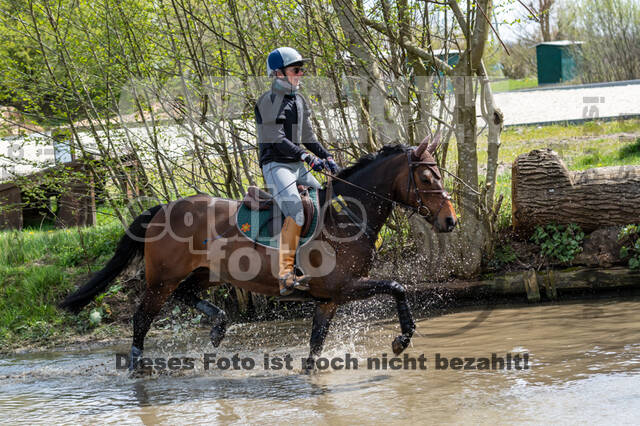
[255,102,306,159]
[300,96,331,159]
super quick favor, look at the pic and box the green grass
[490,77,538,93]
[0,220,125,351]
[0,265,71,345]
[489,119,640,166]
[446,119,640,173]
[572,138,640,170]
[500,118,640,144]
[0,222,123,268]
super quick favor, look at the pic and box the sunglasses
[288,66,305,75]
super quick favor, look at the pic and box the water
[2,298,640,424]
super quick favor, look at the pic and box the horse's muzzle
[445,216,457,232]
[432,215,457,232]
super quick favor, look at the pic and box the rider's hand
[325,157,340,175]
[301,153,325,172]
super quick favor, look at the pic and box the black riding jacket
[255,82,330,167]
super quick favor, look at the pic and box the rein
[319,148,451,222]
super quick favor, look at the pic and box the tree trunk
[332,0,384,148]
[479,61,504,213]
[450,75,488,277]
[512,149,640,234]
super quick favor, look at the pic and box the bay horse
[60,136,457,372]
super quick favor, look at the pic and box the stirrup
[292,267,311,291]
[279,272,296,296]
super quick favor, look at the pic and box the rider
[255,46,339,296]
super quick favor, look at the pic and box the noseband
[406,150,451,222]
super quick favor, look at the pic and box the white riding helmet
[266,47,310,77]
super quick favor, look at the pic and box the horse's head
[398,134,457,232]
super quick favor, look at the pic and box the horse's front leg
[303,301,337,374]
[342,278,416,355]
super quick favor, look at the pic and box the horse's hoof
[128,368,152,379]
[302,357,316,375]
[128,346,143,371]
[392,335,410,355]
[210,323,226,348]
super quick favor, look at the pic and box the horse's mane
[336,144,409,180]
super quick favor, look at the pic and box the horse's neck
[320,156,398,240]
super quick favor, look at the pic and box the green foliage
[0,230,25,266]
[0,222,125,350]
[54,225,122,267]
[0,222,122,267]
[571,138,640,170]
[561,0,640,83]
[490,78,538,93]
[0,264,72,346]
[619,138,640,160]
[618,224,640,270]
[488,243,517,269]
[531,223,585,263]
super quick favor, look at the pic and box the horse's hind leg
[129,276,181,371]
[303,301,337,374]
[172,268,227,348]
[342,278,415,355]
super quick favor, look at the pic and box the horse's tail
[59,204,164,314]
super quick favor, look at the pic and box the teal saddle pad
[236,187,319,248]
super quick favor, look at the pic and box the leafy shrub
[488,244,517,269]
[53,223,122,267]
[619,138,640,160]
[618,225,640,270]
[0,231,25,266]
[581,121,605,136]
[531,223,585,263]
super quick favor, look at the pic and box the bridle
[320,148,451,225]
[405,150,452,222]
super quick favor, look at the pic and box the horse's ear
[427,132,441,155]
[412,135,430,160]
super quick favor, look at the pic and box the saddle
[241,185,315,237]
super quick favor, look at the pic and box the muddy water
[2,298,640,424]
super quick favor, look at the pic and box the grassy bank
[490,77,538,93]
[0,221,125,351]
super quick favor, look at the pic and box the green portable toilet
[434,49,460,68]
[536,41,583,85]
[426,49,459,92]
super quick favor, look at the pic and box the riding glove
[325,157,340,174]
[301,152,325,172]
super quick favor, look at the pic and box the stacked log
[512,149,640,234]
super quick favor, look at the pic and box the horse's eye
[419,172,432,184]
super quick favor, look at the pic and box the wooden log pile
[512,149,640,234]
